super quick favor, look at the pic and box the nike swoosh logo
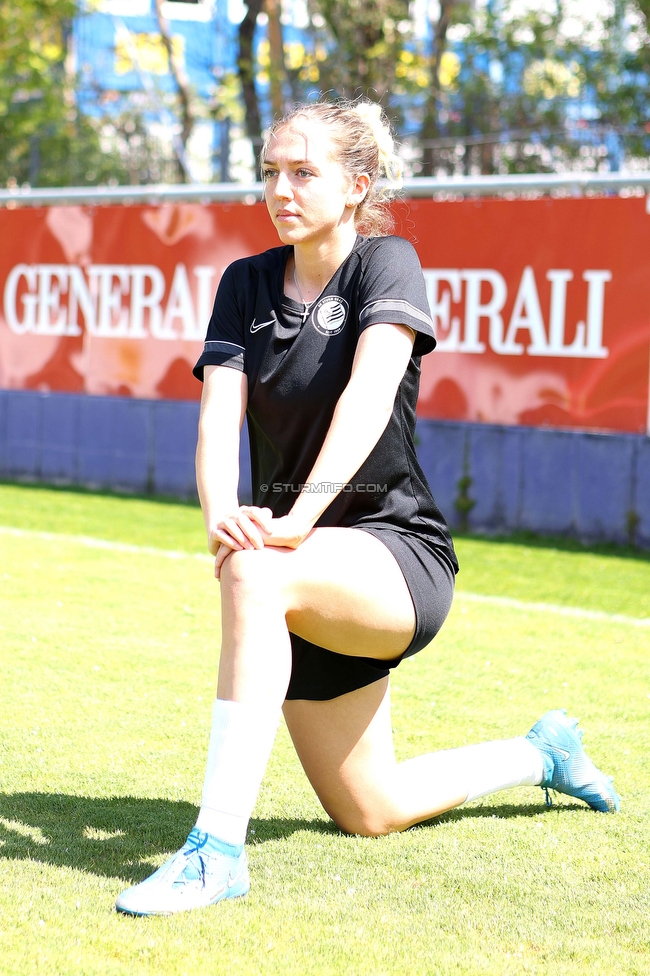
[250,314,276,333]
[227,869,241,889]
[555,748,571,761]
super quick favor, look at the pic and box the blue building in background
[71,0,322,181]
[74,0,236,109]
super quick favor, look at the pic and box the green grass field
[0,483,648,976]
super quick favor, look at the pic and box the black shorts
[285,526,455,701]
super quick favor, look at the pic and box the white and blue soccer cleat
[526,709,620,813]
[115,828,250,916]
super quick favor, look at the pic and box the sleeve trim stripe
[195,353,245,373]
[359,299,434,329]
[203,340,245,353]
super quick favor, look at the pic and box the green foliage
[307,0,412,103]
[453,6,577,173]
[454,441,475,533]
[0,0,76,114]
[418,1,650,175]
[626,508,641,547]
[454,472,475,528]
[0,0,175,187]
[581,2,650,154]
[2,2,650,185]
[0,484,649,974]
[0,0,128,186]
[265,0,650,178]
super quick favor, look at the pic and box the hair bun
[350,101,403,189]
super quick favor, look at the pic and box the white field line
[455,591,650,629]
[0,524,212,564]
[2,524,649,629]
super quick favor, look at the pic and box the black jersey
[193,234,458,573]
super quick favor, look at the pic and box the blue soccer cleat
[115,828,250,916]
[526,709,620,813]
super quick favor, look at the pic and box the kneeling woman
[116,100,619,916]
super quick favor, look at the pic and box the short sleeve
[192,262,246,381]
[358,237,436,356]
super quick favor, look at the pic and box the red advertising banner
[408,196,650,435]
[1,196,649,433]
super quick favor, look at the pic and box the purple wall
[0,390,648,548]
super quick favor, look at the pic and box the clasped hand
[208,506,312,578]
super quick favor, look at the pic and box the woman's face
[262,120,366,247]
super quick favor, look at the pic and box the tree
[419,0,469,175]
[5,1,649,187]
[0,0,129,187]
[414,0,650,176]
[237,0,265,147]
[264,0,288,118]
[308,0,413,103]
[577,0,650,169]
[154,0,196,182]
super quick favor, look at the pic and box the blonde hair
[261,99,403,237]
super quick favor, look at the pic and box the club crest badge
[312,296,349,336]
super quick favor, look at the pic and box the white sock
[462,736,545,803]
[195,698,281,846]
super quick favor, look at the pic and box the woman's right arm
[196,365,270,573]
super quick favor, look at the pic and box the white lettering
[89,265,130,337]
[67,266,96,335]
[35,265,69,336]
[160,263,195,340]
[424,265,611,360]
[500,266,548,355]
[582,270,610,358]
[4,264,38,334]
[193,266,215,340]
[543,270,580,356]
[462,270,506,353]
[2,262,217,340]
[2,262,612,360]
[130,265,165,339]
[423,270,462,350]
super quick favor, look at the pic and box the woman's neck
[292,227,358,300]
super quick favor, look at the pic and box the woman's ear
[346,172,370,208]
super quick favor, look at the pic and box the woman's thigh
[282,677,398,835]
[224,526,416,660]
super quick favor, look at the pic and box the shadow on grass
[430,799,589,825]
[0,792,335,884]
[0,792,582,884]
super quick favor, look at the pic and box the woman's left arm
[263,322,415,548]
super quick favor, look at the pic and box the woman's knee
[318,779,401,836]
[328,802,398,838]
[220,547,287,601]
